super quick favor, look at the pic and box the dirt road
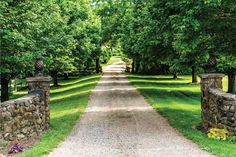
[48,61,214,157]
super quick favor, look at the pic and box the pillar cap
[26,76,52,82]
[198,73,225,79]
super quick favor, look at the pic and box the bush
[208,128,229,140]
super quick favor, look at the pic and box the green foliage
[0,0,102,78]
[121,54,131,66]
[115,0,236,77]
[1,0,103,99]
[100,46,113,64]
[2,0,234,86]
[70,0,102,72]
[208,128,229,141]
[92,0,125,46]
[1,0,235,84]
[1,1,39,79]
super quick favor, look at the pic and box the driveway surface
[48,61,215,157]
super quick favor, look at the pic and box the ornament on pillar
[35,56,44,77]
[207,52,217,73]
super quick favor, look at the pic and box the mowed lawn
[11,74,101,157]
[128,74,236,157]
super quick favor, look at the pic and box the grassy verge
[127,74,236,157]
[101,56,121,67]
[12,74,101,157]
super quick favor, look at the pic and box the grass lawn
[128,74,236,157]
[11,74,101,157]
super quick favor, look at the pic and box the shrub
[208,128,229,140]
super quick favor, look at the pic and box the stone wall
[208,89,236,135]
[199,74,236,135]
[0,93,47,144]
[0,76,51,146]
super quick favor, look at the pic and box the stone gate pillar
[26,57,52,130]
[26,77,51,130]
[199,74,225,131]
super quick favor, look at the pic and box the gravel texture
[48,61,215,157]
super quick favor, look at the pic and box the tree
[1,1,42,101]
[218,55,236,94]
[171,0,236,86]
[0,0,102,100]
[92,0,128,65]
[119,0,235,87]
[67,0,101,75]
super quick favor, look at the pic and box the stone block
[0,76,51,144]
[199,73,236,135]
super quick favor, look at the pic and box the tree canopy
[119,0,236,91]
[1,0,236,101]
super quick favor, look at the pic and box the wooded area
[1,0,236,102]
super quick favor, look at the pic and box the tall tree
[1,1,42,101]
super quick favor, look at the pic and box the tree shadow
[128,76,185,81]
[51,82,97,96]
[138,88,201,103]
[98,82,131,87]
[50,91,89,113]
[131,81,197,88]
[56,75,100,87]
[103,72,124,75]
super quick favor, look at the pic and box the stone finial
[207,52,217,73]
[35,57,44,77]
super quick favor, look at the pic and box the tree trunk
[1,76,9,102]
[96,57,100,74]
[173,73,178,80]
[192,66,198,83]
[228,68,236,94]
[53,72,59,86]
[132,60,135,73]
[135,62,140,73]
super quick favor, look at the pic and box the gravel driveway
[48,61,215,157]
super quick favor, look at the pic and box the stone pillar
[26,77,51,130]
[199,74,225,131]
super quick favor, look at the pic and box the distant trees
[0,0,102,102]
[92,0,126,59]
[118,0,236,92]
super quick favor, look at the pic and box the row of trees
[1,0,102,102]
[94,0,236,93]
[1,0,235,102]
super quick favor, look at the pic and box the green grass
[13,74,101,157]
[101,56,121,66]
[128,74,236,157]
